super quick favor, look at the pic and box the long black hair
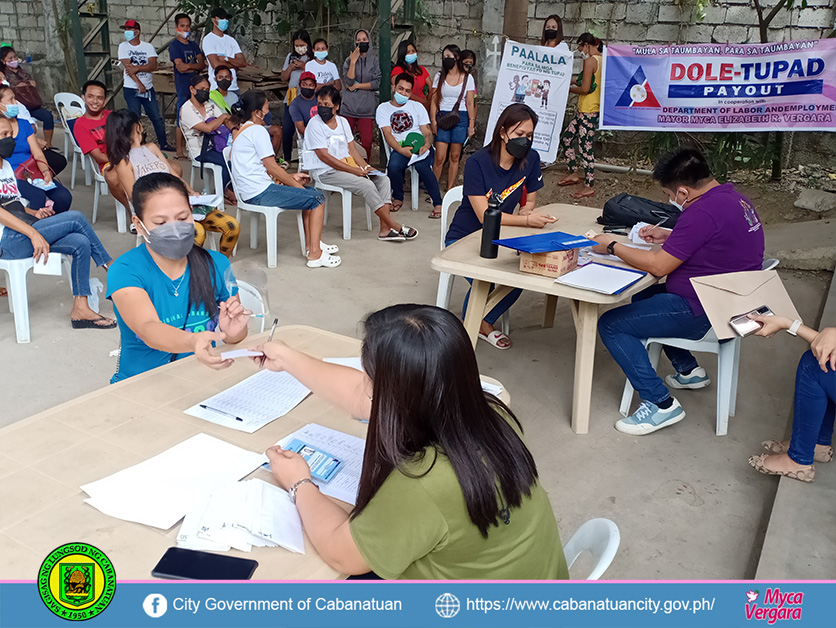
[487,103,538,169]
[352,305,539,538]
[105,109,141,166]
[291,29,312,59]
[433,44,462,110]
[395,40,420,76]
[229,89,268,127]
[132,173,219,319]
[578,32,604,53]
[540,14,564,45]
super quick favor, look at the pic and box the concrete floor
[0,145,831,579]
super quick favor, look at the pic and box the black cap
[209,7,231,19]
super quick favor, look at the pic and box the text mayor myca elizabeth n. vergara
[172,597,403,613]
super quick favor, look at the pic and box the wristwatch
[288,477,318,504]
[787,319,802,336]
[607,241,617,256]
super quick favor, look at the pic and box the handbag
[13,156,52,182]
[597,193,679,229]
[436,77,469,131]
[1,199,37,226]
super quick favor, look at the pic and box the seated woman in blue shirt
[444,104,556,350]
[107,172,250,383]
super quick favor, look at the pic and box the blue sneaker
[615,399,686,435]
[665,367,710,390]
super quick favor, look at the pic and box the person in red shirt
[390,41,430,110]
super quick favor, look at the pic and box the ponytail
[229,89,268,127]
[577,32,604,53]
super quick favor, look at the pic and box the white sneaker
[615,399,685,435]
[666,367,710,390]
[306,251,341,268]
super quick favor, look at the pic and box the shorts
[246,183,325,210]
[435,110,469,145]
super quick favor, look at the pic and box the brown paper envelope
[690,270,800,340]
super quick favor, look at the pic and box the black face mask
[300,87,315,99]
[442,57,456,71]
[317,105,334,122]
[505,136,532,159]
[0,136,15,159]
[194,89,210,104]
[462,64,474,73]
[217,79,232,91]
[357,42,369,53]
[544,29,559,41]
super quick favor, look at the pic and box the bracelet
[288,477,318,504]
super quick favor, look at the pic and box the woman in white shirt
[430,45,476,192]
[229,90,340,268]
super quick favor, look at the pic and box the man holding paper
[591,148,764,435]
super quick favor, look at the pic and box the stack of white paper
[555,263,646,295]
[273,424,366,506]
[177,479,305,554]
[81,434,267,529]
[185,369,311,433]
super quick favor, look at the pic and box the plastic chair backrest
[54,93,85,127]
[440,186,463,250]
[221,145,243,199]
[235,280,267,333]
[561,518,620,580]
[762,258,780,271]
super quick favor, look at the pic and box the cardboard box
[519,249,579,278]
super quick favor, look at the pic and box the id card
[285,438,343,482]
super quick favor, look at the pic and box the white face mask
[669,189,686,211]
[295,45,307,55]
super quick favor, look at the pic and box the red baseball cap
[121,20,140,30]
[299,71,316,82]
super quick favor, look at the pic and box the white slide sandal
[478,330,511,350]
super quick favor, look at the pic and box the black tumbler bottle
[480,193,501,259]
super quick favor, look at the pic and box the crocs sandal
[762,439,833,463]
[399,225,419,240]
[478,330,511,350]
[378,229,405,242]
[306,251,342,268]
[71,316,117,329]
[307,241,340,256]
[748,453,815,483]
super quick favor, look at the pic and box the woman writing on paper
[445,104,557,350]
[107,172,250,383]
[255,304,569,580]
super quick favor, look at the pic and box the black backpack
[598,193,679,229]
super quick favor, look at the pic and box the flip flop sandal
[71,316,117,330]
[571,189,596,199]
[378,229,406,242]
[399,226,419,240]
[429,210,442,219]
[306,252,342,268]
[0,287,7,298]
[478,330,511,350]
[762,439,833,463]
[748,453,815,483]
[391,201,403,212]
[557,178,581,186]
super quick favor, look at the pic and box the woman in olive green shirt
[254,304,569,580]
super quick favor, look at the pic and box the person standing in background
[341,29,380,159]
[541,14,565,47]
[118,20,173,151]
[280,30,313,163]
[168,13,206,160]
[288,72,318,141]
[202,7,247,95]
[390,41,430,110]
[305,40,342,91]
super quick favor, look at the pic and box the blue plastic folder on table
[493,231,596,253]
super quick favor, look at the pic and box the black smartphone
[151,547,258,580]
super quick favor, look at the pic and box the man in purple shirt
[591,148,765,435]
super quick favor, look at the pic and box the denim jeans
[123,87,169,147]
[282,104,296,162]
[246,183,324,210]
[196,149,231,189]
[16,178,73,214]
[387,149,442,206]
[445,236,522,326]
[0,210,111,296]
[598,285,711,405]
[787,350,836,465]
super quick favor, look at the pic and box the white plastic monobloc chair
[381,140,419,211]
[187,138,226,212]
[435,186,509,336]
[88,156,128,233]
[619,258,781,436]
[235,279,267,333]
[53,92,87,189]
[298,136,372,240]
[223,146,306,269]
[0,255,72,343]
[562,518,621,580]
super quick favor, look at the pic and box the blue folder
[493,232,597,253]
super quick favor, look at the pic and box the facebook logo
[143,593,168,618]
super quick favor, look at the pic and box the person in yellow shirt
[558,33,603,199]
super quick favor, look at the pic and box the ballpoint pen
[259,318,279,371]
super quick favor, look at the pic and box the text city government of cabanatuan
[171,596,403,613]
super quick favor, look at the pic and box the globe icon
[435,593,460,618]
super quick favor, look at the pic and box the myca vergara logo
[745,587,803,624]
[38,542,116,621]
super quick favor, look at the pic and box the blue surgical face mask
[218,19,229,32]
[124,30,135,41]
[3,103,19,118]
[405,53,418,64]
[393,92,409,105]
[314,50,328,61]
